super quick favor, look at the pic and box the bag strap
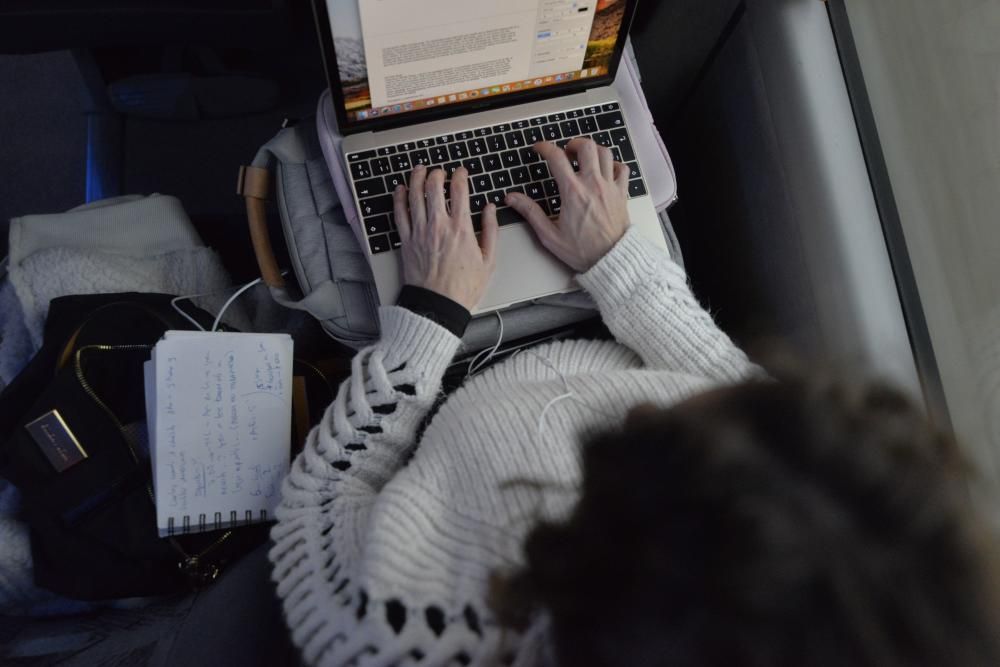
[237,164,286,289]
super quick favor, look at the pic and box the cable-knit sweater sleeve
[268,306,461,665]
[576,226,757,382]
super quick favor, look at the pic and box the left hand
[394,164,499,311]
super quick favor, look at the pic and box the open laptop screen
[320,0,633,131]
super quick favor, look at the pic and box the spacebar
[495,207,523,227]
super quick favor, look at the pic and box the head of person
[492,378,1000,666]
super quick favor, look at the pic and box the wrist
[396,285,472,338]
[579,227,629,273]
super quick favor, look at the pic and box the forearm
[577,226,758,382]
[269,306,461,663]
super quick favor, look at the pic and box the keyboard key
[543,179,559,197]
[556,139,571,149]
[511,166,531,185]
[354,177,386,198]
[385,171,410,192]
[610,128,636,161]
[456,130,474,141]
[396,142,417,153]
[529,163,550,181]
[448,143,469,160]
[612,147,623,163]
[389,231,402,249]
[542,124,562,141]
[492,123,511,133]
[444,162,462,177]
[504,130,526,148]
[468,138,488,156]
[377,146,397,155]
[578,116,598,133]
[547,196,562,214]
[602,102,621,112]
[496,207,523,226]
[391,154,411,171]
[584,105,601,115]
[409,149,431,167]
[505,185,526,196]
[519,146,541,164]
[483,154,503,172]
[435,134,453,145]
[592,131,613,148]
[500,150,521,168]
[486,190,506,206]
[372,157,392,176]
[472,174,492,193]
[347,150,375,162]
[470,194,487,213]
[628,179,647,198]
[474,127,493,136]
[471,213,483,232]
[360,194,394,217]
[487,134,507,152]
[513,119,530,129]
[368,234,391,254]
[570,157,581,172]
[491,170,512,189]
[626,161,642,180]
[417,138,435,149]
[350,161,372,180]
[364,214,391,235]
[537,198,552,215]
[547,112,566,122]
[525,182,546,200]
[385,172,408,190]
[567,108,585,118]
[463,157,484,175]
[528,117,546,128]
[430,146,450,164]
[524,127,543,144]
[560,119,581,137]
[596,111,625,130]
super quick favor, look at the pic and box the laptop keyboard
[346,102,648,255]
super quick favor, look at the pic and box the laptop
[312,0,670,314]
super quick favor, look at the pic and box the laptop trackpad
[368,221,575,314]
[474,223,576,314]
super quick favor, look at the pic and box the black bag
[0,293,270,600]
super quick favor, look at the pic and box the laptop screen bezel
[311,0,640,136]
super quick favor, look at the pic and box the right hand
[506,138,631,273]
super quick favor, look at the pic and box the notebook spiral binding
[166,509,270,535]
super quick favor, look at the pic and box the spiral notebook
[143,331,294,537]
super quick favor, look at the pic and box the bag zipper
[74,344,232,585]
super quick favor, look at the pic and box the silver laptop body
[322,0,668,315]
[342,87,668,315]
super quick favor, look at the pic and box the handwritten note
[145,331,293,536]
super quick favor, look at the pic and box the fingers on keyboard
[351,102,647,253]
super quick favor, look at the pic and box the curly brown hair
[491,378,1000,666]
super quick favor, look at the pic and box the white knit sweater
[269,227,757,666]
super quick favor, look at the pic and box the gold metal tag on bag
[25,410,88,472]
